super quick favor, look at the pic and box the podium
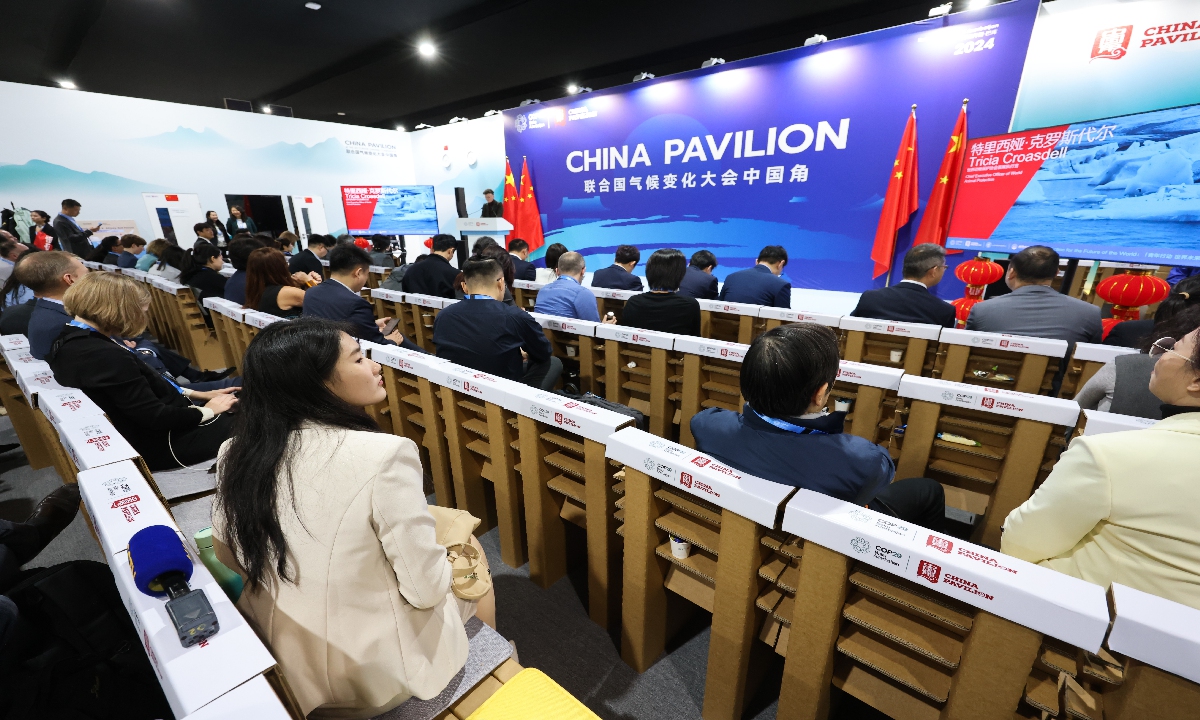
[455,217,513,264]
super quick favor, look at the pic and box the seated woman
[180,241,227,309]
[244,247,307,318]
[46,272,238,470]
[88,235,121,266]
[275,231,299,256]
[620,248,701,336]
[690,323,945,528]
[370,234,396,268]
[1003,307,1200,610]
[148,243,187,282]
[136,238,169,272]
[212,318,495,718]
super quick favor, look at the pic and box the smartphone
[381,317,401,336]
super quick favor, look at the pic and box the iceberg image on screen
[369,185,439,234]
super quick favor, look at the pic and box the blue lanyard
[748,406,828,435]
[466,294,495,300]
[71,320,185,395]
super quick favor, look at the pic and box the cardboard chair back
[144,277,227,371]
[591,287,637,324]
[1059,342,1139,400]
[1079,408,1158,437]
[757,307,843,339]
[402,293,456,352]
[512,280,546,312]
[934,329,1068,396]
[528,313,602,394]
[840,316,942,377]
[368,287,407,334]
[0,343,60,470]
[672,337,748,448]
[893,376,1080,549]
[696,299,763,345]
[594,324,679,440]
[202,297,246,371]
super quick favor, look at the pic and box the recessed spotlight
[967,0,990,8]
[396,125,406,131]
[418,40,436,58]
[337,112,345,115]
[58,80,77,89]
[304,2,321,9]
[263,106,273,114]
[567,84,579,94]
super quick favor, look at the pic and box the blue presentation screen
[341,185,439,235]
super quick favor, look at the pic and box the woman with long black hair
[212,318,494,718]
[87,235,121,265]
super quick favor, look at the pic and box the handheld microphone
[128,525,219,647]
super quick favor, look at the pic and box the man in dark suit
[303,244,423,351]
[402,234,460,298]
[591,244,643,291]
[288,234,333,277]
[850,243,956,328]
[24,252,89,359]
[51,199,100,256]
[678,250,719,300]
[480,189,504,218]
[507,238,536,281]
[718,245,791,307]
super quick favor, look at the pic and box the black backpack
[0,561,173,720]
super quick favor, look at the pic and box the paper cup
[889,349,904,363]
[834,399,852,413]
[670,535,691,559]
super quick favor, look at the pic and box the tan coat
[212,425,467,719]
[1002,411,1200,610]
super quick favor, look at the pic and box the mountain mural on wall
[0,159,168,194]
[128,127,364,171]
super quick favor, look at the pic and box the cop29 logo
[850,537,870,555]
[515,114,528,133]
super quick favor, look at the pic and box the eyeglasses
[1149,337,1194,364]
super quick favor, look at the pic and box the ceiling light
[967,0,990,8]
[304,2,321,9]
[567,84,579,94]
[418,40,437,58]
[415,123,433,129]
[484,110,500,117]
[263,106,273,114]
[396,125,406,131]
[449,116,467,124]
[701,58,725,68]
[57,80,77,90]
[633,72,655,82]
[519,99,540,106]
[928,2,952,16]
[337,111,345,116]
[804,34,828,47]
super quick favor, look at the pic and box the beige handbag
[426,505,492,601]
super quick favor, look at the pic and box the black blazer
[47,325,207,470]
[677,266,719,300]
[510,255,536,282]
[302,280,424,352]
[480,200,504,218]
[182,267,228,307]
[401,254,459,299]
[288,249,324,277]
[51,214,93,256]
[591,265,643,291]
[0,299,35,337]
[28,224,57,248]
[850,281,957,328]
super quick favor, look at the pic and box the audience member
[52,199,99,256]
[27,210,56,250]
[88,235,120,265]
[116,234,146,268]
[1003,307,1200,610]
[966,245,1102,344]
[402,234,460,298]
[288,234,333,276]
[369,234,395,268]
[25,252,89,359]
[454,246,515,305]
[718,245,791,308]
[507,238,536,281]
[0,236,28,284]
[136,238,169,271]
[850,243,956,327]
[433,257,562,389]
[180,242,227,308]
[690,324,945,527]
[245,248,307,318]
[0,254,36,335]
[678,250,719,300]
[0,485,80,592]
[46,272,238,470]
[206,210,231,248]
[226,205,257,235]
[591,244,643,291]
[535,242,568,284]
[213,318,492,717]
[148,243,186,281]
[223,235,266,304]
[621,249,701,336]
[1103,274,1200,349]
[303,244,419,350]
[193,222,218,248]
[470,237,499,255]
[276,231,299,255]
[534,252,610,323]
[1166,265,1199,286]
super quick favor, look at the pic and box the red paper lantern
[1096,270,1170,338]
[949,257,1004,328]
[354,237,371,249]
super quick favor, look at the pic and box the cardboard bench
[605,428,795,720]
[591,287,638,324]
[673,337,748,448]
[934,329,1068,396]
[697,300,763,345]
[892,376,1080,549]
[402,294,456,352]
[512,279,547,312]
[144,276,227,371]
[1078,409,1158,438]
[841,317,942,377]
[757,307,843,339]
[202,297,247,372]
[773,489,1110,720]
[1059,342,1139,400]
[594,324,679,440]
[369,287,409,336]
[830,361,906,448]
[367,265,392,290]
[0,344,57,470]
[529,313,602,395]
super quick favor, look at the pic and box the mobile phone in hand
[381,317,401,336]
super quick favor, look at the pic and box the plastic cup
[890,349,904,363]
[835,399,852,413]
[670,535,691,559]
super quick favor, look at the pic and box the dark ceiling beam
[378,0,936,128]
[258,0,534,104]
[44,0,107,80]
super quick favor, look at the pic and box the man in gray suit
[966,245,1103,345]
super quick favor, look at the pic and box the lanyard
[71,320,186,396]
[466,294,495,300]
[748,406,828,436]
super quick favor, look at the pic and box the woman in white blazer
[212,317,495,719]
[1003,308,1200,611]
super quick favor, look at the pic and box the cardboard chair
[403,294,456,352]
[148,278,227,371]
[507,386,633,633]
[319,257,331,281]
[674,337,748,448]
[605,428,794,720]
[892,376,1080,549]
[828,361,906,447]
[529,313,602,395]
[592,287,637,324]
[369,288,407,330]
[202,297,246,372]
[595,324,679,440]
[367,265,390,290]
[841,317,942,377]
[512,280,546,312]
[773,490,1110,720]
[757,308,844,341]
[0,344,57,470]
[1076,409,1157,439]
[933,329,1068,396]
[697,300,762,344]
[1058,343,1139,400]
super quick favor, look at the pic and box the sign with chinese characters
[503,0,1039,292]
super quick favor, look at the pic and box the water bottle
[194,527,244,602]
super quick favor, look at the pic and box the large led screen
[341,185,439,235]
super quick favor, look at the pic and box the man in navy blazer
[303,244,424,352]
[25,253,89,360]
[507,238,537,282]
[850,243,957,328]
[718,245,791,308]
[590,244,643,291]
[678,250,719,300]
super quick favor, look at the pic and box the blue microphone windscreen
[128,525,193,597]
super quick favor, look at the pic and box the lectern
[456,217,513,263]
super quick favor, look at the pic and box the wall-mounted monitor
[341,185,439,235]
[947,102,1200,265]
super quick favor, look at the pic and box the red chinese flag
[515,157,544,251]
[914,103,968,251]
[870,108,919,279]
[501,157,519,244]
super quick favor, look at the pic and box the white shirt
[899,279,928,289]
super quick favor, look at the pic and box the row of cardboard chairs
[197,298,1193,720]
